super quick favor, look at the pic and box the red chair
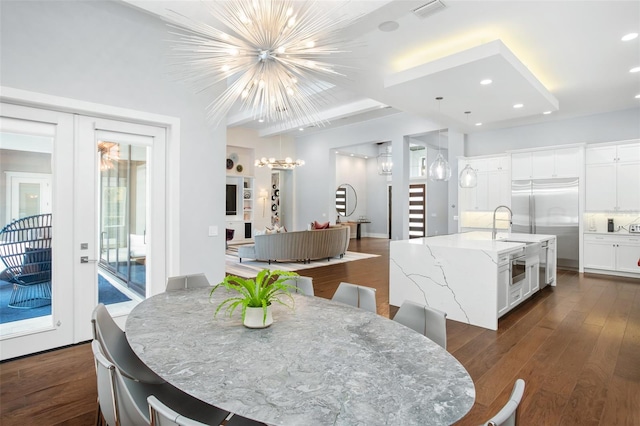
[225,228,235,249]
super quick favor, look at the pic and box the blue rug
[0,275,131,325]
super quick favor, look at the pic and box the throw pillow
[313,221,330,230]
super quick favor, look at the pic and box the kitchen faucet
[492,205,513,240]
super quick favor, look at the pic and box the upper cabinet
[511,147,581,180]
[585,141,640,212]
[458,155,511,212]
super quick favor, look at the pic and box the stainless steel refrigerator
[512,178,579,270]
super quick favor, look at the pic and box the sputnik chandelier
[168,0,354,127]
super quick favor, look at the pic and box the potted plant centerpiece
[210,269,300,328]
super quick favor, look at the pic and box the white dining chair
[331,282,377,313]
[282,276,315,296]
[93,336,232,426]
[165,273,210,291]
[393,300,448,350]
[92,340,118,426]
[92,303,166,384]
[482,379,526,426]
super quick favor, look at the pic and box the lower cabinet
[584,234,640,276]
[497,260,510,316]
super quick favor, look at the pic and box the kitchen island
[389,231,556,330]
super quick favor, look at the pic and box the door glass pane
[98,140,147,301]
[0,132,53,335]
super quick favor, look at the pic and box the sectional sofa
[237,226,350,263]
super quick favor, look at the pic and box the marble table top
[126,288,475,426]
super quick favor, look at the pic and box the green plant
[210,269,300,324]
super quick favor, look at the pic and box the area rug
[225,247,379,278]
[0,275,130,325]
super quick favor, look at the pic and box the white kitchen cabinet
[585,141,640,212]
[511,153,532,180]
[617,238,640,273]
[583,234,640,276]
[512,147,581,180]
[458,155,510,212]
[497,261,509,317]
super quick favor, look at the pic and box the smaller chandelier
[459,164,478,188]
[377,146,392,175]
[255,157,305,170]
[97,141,120,171]
[428,97,451,182]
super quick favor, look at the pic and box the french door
[0,102,167,360]
[0,103,74,358]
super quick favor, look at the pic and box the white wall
[0,1,227,281]
[294,113,440,237]
[466,108,640,156]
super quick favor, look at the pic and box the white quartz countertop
[399,231,555,254]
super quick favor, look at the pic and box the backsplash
[460,211,511,229]
[584,213,640,234]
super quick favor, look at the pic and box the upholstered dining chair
[331,282,377,314]
[393,300,448,350]
[148,396,266,426]
[92,340,232,426]
[92,340,120,426]
[165,273,210,291]
[482,379,526,426]
[92,303,166,385]
[282,276,315,297]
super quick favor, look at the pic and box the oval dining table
[126,288,475,426]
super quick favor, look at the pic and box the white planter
[243,305,273,328]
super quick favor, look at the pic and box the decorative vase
[243,305,273,328]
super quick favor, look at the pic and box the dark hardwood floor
[1,237,638,425]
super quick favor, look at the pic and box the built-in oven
[510,252,527,286]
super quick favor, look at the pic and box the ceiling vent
[412,0,446,19]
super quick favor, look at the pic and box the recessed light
[298,127,304,131]
[364,156,368,159]
[480,79,492,85]
[378,21,399,32]
[622,32,638,41]
[513,103,524,109]
[475,122,483,126]
[350,153,354,157]
[258,118,264,123]
[543,111,552,115]
[636,94,640,99]
[630,66,640,73]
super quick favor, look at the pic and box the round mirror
[336,184,357,217]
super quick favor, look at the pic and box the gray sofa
[237,226,350,263]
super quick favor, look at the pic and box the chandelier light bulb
[306,40,315,48]
[286,87,294,96]
[277,46,286,54]
[221,64,230,72]
[285,157,292,163]
[269,157,276,163]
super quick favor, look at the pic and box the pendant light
[428,97,451,181]
[459,111,478,188]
